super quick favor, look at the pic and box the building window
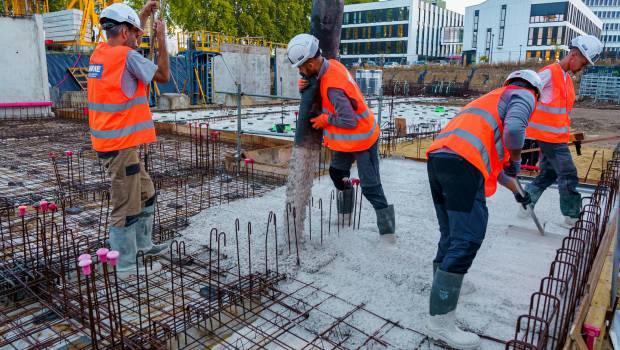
[529,2,567,23]
[340,24,409,41]
[472,10,479,48]
[485,28,492,58]
[498,4,506,46]
[342,7,410,25]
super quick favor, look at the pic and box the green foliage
[46,0,312,43]
[344,0,374,4]
[165,0,312,43]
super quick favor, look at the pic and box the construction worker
[286,33,396,243]
[425,70,544,349]
[87,2,170,274]
[522,35,603,226]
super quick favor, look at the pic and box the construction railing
[177,31,286,53]
[506,143,620,350]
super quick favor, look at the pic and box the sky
[445,0,485,14]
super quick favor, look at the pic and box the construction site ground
[181,159,575,349]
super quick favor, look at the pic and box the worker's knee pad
[329,167,351,191]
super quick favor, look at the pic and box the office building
[339,0,464,66]
[584,0,620,57]
[462,0,602,64]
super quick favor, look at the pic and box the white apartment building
[462,0,602,64]
[339,0,464,66]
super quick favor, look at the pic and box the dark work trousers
[329,141,389,210]
[428,152,488,274]
[526,141,581,218]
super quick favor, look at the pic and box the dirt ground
[570,107,620,148]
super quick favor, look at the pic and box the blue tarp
[47,52,90,93]
[46,52,190,95]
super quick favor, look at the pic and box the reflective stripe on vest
[528,122,569,134]
[322,107,370,119]
[88,96,149,112]
[90,120,155,139]
[535,104,567,115]
[323,121,378,141]
[452,107,505,161]
[436,128,492,174]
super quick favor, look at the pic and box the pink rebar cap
[96,248,109,264]
[78,259,92,275]
[65,150,73,157]
[244,158,254,165]
[78,253,91,262]
[39,200,48,212]
[49,202,58,212]
[18,205,27,217]
[106,251,120,267]
[352,178,361,186]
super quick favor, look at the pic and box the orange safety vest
[525,63,574,144]
[87,43,157,152]
[427,86,534,197]
[320,59,380,153]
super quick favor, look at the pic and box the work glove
[514,191,532,207]
[310,114,329,129]
[298,78,309,92]
[503,158,521,178]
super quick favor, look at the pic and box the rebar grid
[506,143,620,350]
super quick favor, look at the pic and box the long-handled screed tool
[515,178,545,236]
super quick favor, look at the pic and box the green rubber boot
[135,205,168,256]
[426,269,480,350]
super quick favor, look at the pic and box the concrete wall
[213,44,271,105]
[274,48,300,99]
[0,15,52,117]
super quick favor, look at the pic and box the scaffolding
[578,66,620,104]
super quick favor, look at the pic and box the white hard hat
[570,35,603,65]
[286,33,320,68]
[100,3,143,34]
[504,69,544,98]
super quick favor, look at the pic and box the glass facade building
[339,0,464,66]
[463,0,602,63]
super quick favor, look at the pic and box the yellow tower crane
[2,0,48,16]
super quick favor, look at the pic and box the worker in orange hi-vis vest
[425,70,544,349]
[521,35,603,227]
[286,34,395,245]
[87,2,170,276]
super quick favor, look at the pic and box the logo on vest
[88,64,104,79]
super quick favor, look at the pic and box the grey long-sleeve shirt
[499,87,536,150]
[317,59,360,129]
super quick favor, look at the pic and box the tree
[164,0,311,43]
